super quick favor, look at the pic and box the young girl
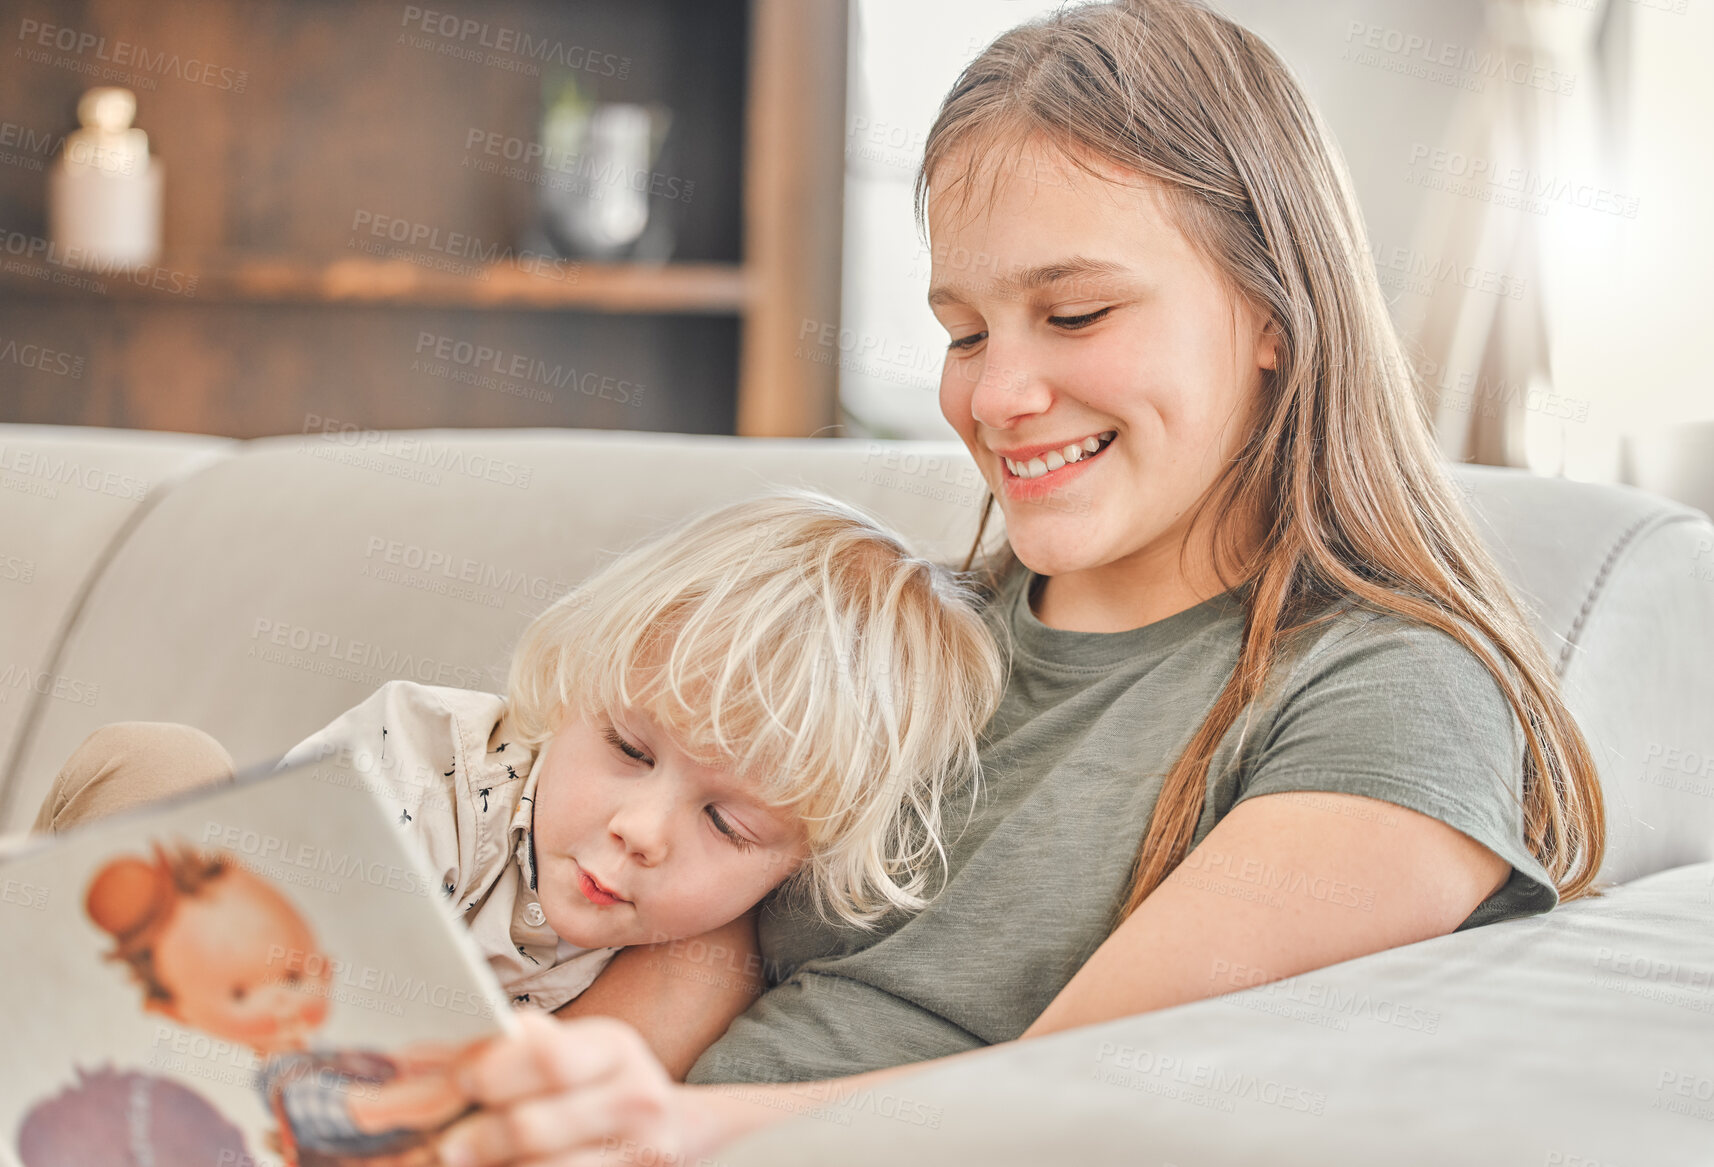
[428,2,1607,1163]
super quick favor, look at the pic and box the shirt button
[524,902,546,927]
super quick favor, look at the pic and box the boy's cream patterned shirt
[276,679,621,1014]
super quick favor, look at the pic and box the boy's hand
[435,1013,710,1167]
[349,1067,467,1134]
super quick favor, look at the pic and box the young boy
[40,489,1007,1017]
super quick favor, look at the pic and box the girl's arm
[688,789,1508,1146]
[552,906,765,1082]
[436,790,1510,1164]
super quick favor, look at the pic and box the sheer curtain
[1399,0,1633,476]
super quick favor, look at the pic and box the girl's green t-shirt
[686,568,1555,1086]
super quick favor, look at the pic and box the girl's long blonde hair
[919,0,1604,924]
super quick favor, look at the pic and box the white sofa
[2,422,1712,1164]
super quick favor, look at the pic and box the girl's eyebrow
[928,255,1131,308]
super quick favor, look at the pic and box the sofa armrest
[720,862,1714,1165]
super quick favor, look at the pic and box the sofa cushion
[0,425,235,824]
[3,427,1711,888]
[717,859,1714,1166]
[1458,466,1714,883]
[0,429,986,831]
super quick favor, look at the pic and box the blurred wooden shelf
[0,254,751,315]
[0,0,846,437]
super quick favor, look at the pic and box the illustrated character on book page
[17,1064,252,1167]
[82,840,473,1167]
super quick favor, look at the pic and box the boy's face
[530,703,810,950]
[150,867,333,1054]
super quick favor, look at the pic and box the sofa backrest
[1456,465,1714,884]
[1,426,1710,888]
[0,426,236,804]
[0,429,988,832]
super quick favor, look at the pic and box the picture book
[0,754,518,1167]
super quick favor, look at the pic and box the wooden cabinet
[0,0,846,437]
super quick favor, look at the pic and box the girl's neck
[1026,518,1256,634]
[1029,565,1234,633]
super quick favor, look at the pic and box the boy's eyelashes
[600,720,759,852]
[708,806,757,852]
[602,723,653,765]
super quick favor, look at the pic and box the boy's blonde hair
[506,489,1008,931]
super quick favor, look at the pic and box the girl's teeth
[1005,432,1117,479]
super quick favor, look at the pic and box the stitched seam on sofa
[0,446,237,826]
[1556,512,1697,677]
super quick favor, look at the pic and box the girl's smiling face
[928,139,1277,618]
[529,703,809,951]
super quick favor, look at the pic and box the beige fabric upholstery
[1,422,1710,1161]
[0,426,234,807]
[0,428,984,829]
